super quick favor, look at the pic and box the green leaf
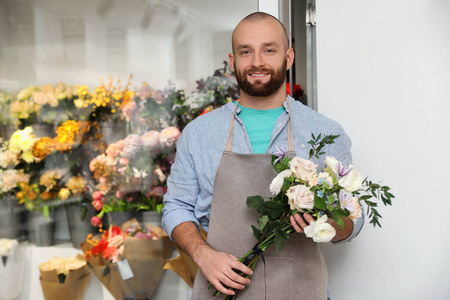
[258,215,269,231]
[246,196,264,210]
[274,232,285,252]
[156,203,164,214]
[359,195,372,200]
[282,177,291,191]
[260,201,285,219]
[314,194,327,210]
[251,225,261,240]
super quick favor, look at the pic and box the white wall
[316,0,450,299]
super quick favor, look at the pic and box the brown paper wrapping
[163,227,207,287]
[81,219,174,300]
[39,254,91,300]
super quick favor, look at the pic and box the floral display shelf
[11,243,192,300]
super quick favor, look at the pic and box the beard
[234,58,287,97]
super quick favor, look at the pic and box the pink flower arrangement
[159,127,181,148]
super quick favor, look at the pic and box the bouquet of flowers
[212,134,394,298]
[11,82,79,127]
[76,76,134,124]
[88,127,181,227]
[39,255,90,300]
[81,219,173,299]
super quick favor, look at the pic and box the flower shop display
[76,76,134,145]
[209,134,395,298]
[11,82,80,130]
[39,255,91,300]
[88,127,180,227]
[81,218,173,299]
[127,81,188,134]
[0,239,26,300]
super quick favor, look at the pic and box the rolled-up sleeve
[162,127,201,240]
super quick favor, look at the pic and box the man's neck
[238,84,286,109]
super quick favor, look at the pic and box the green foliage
[359,178,395,228]
[308,133,340,159]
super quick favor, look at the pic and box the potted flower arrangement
[10,82,80,137]
[88,126,181,228]
[76,76,134,145]
[0,121,92,245]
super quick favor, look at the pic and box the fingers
[199,250,252,295]
[290,212,314,233]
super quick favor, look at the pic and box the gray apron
[190,102,327,299]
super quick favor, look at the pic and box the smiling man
[162,12,364,299]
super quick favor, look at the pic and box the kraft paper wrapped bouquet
[38,255,90,300]
[81,219,174,299]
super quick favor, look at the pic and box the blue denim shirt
[162,96,364,244]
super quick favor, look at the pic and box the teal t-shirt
[238,104,285,154]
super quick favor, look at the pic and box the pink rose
[92,199,103,211]
[92,191,103,201]
[115,190,126,199]
[289,157,318,181]
[91,216,102,227]
[286,184,315,211]
[159,127,181,148]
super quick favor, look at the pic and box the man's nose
[251,52,265,68]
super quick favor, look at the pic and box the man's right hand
[195,246,253,296]
[171,221,253,296]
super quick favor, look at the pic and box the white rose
[286,184,315,211]
[325,156,339,175]
[289,157,317,181]
[269,169,293,195]
[338,169,363,192]
[304,215,336,243]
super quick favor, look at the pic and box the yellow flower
[22,151,35,163]
[113,91,123,101]
[17,88,32,100]
[58,188,71,200]
[9,127,36,154]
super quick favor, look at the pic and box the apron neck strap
[225,99,295,153]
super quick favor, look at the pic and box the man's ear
[286,48,295,70]
[228,53,235,72]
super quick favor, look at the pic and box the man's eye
[240,50,250,55]
[265,49,275,53]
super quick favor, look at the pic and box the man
[162,12,364,299]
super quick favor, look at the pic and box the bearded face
[234,57,287,97]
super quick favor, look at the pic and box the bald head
[232,12,289,54]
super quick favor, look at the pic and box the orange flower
[41,191,52,201]
[32,137,54,160]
